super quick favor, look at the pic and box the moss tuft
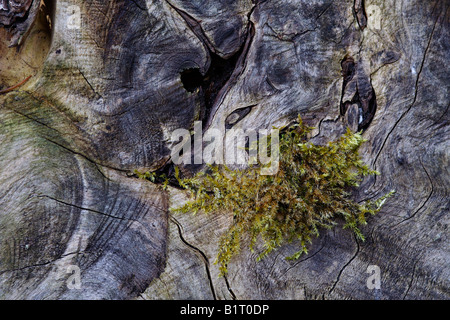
[169,115,394,275]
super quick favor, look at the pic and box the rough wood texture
[0,0,448,299]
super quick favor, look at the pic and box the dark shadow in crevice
[200,51,242,124]
[179,49,245,128]
[340,56,377,132]
[353,0,367,31]
[225,105,255,130]
[180,68,203,93]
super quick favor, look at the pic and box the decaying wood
[0,0,448,299]
[0,0,42,47]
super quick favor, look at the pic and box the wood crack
[42,137,126,177]
[0,250,87,275]
[224,274,237,300]
[372,5,440,171]
[170,215,217,300]
[328,235,360,296]
[0,75,32,94]
[37,195,140,222]
[76,69,103,100]
[129,0,147,12]
[393,158,434,227]
[164,0,216,54]
[281,243,326,278]
[402,257,420,300]
[165,0,257,132]
[203,21,255,131]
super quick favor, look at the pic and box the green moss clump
[172,116,394,275]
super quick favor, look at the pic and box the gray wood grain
[1,0,448,299]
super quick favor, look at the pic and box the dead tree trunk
[0,0,448,299]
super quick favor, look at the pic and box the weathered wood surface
[0,0,448,299]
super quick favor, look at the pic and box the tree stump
[0,0,448,299]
